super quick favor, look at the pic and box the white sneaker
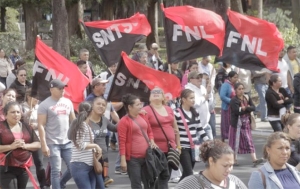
[169,177,180,183]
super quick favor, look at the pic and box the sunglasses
[152,47,158,50]
[191,76,202,79]
[151,90,163,94]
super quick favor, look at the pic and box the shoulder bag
[149,106,180,170]
[87,124,103,175]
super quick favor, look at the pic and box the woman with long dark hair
[0,101,40,189]
[174,89,209,181]
[229,83,263,166]
[220,71,238,142]
[118,94,158,189]
[266,74,293,132]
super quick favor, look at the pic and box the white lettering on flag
[172,24,214,42]
[226,31,267,57]
[92,22,137,48]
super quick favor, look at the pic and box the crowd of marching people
[1,42,300,189]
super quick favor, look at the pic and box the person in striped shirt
[174,89,209,181]
[176,140,247,189]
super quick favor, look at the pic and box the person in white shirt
[278,49,293,96]
[198,56,216,90]
[185,71,213,140]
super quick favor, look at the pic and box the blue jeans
[209,112,216,138]
[254,83,268,120]
[48,142,72,189]
[70,162,96,189]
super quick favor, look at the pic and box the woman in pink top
[181,62,199,89]
[118,94,158,189]
[143,87,181,188]
[0,89,17,121]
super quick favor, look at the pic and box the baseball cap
[49,79,67,88]
[188,71,203,81]
[92,77,109,87]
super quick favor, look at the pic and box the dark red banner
[108,52,181,102]
[162,4,225,63]
[32,38,90,110]
[217,10,284,71]
[81,13,151,66]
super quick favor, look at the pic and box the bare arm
[69,111,76,123]
[23,141,41,151]
[173,119,180,148]
[110,111,120,123]
[111,102,123,112]
[38,114,50,156]
[287,71,294,94]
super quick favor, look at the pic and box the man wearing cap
[185,71,213,140]
[38,79,76,189]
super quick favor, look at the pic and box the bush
[6,7,20,33]
[0,32,22,53]
[69,35,105,74]
[263,8,300,49]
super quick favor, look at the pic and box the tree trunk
[23,2,39,51]
[214,0,230,18]
[67,0,82,39]
[91,0,100,21]
[292,0,300,34]
[100,0,114,20]
[52,0,70,58]
[230,0,243,13]
[146,0,159,49]
[199,0,216,11]
[251,0,263,18]
[0,7,6,32]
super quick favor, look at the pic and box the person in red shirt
[118,94,157,189]
[143,87,181,187]
[0,101,40,189]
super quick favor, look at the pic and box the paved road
[27,134,267,189]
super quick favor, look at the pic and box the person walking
[38,79,76,189]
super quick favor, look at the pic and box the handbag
[250,113,256,130]
[149,106,180,170]
[177,108,196,162]
[88,125,103,175]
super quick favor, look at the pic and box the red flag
[81,13,151,66]
[217,10,284,71]
[122,52,181,100]
[33,37,89,110]
[162,4,225,63]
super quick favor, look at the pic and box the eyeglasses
[152,47,158,50]
[151,90,163,94]
[191,76,202,79]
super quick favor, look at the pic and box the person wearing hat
[37,79,76,189]
[185,71,213,140]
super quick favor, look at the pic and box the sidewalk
[215,108,273,137]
